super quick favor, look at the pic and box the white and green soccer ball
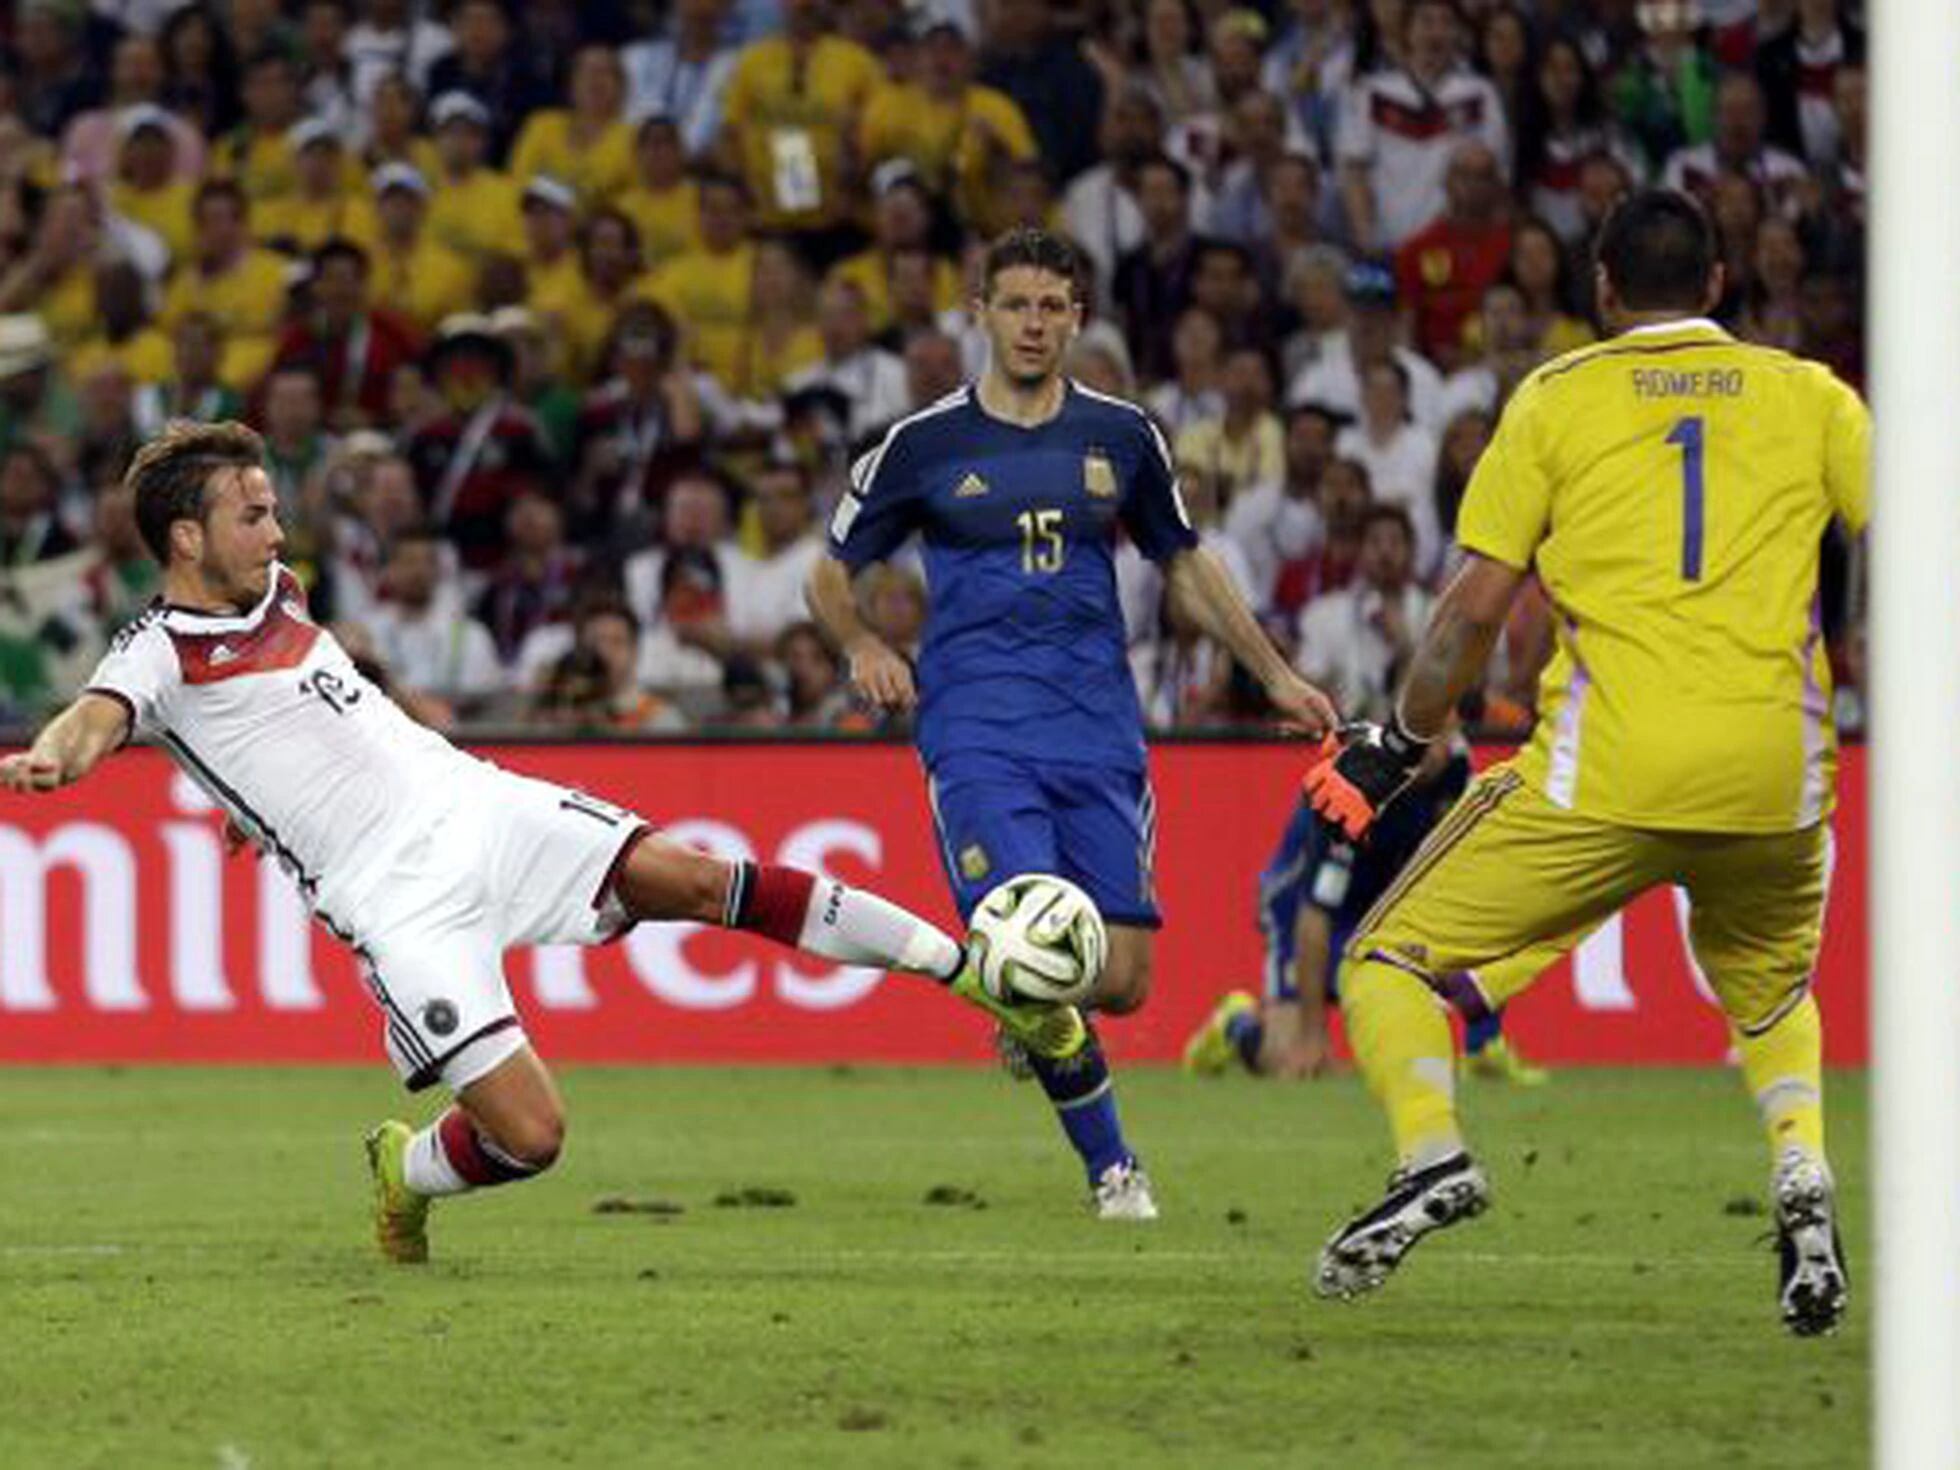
[969,874,1108,1007]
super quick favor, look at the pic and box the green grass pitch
[0,1066,1866,1469]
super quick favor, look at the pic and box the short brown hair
[126,419,265,564]
[981,228,1086,303]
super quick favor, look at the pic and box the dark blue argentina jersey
[828,381,1199,770]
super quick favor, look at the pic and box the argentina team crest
[1083,449,1117,498]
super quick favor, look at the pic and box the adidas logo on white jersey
[209,644,239,666]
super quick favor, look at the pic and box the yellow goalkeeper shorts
[1342,762,1830,1036]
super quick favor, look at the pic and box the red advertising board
[0,742,1868,1068]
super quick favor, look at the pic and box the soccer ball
[969,874,1107,1007]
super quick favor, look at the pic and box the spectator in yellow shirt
[517,175,588,365]
[160,179,296,390]
[826,165,961,334]
[0,188,131,352]
[215,49,308,205]
[647,173,756,393]
[878,244,952,349]
[366,163,477,333]
[61,35,209,187]
[254,117,379,257]
[509,45,637,211]
[556,208,663,382]
[719,0,883,263]
[361,72,443,181]
[131,312,245,435]
[70,261,174,387]
[732,238,823,402]
[858,19,1037,237]
[425,90,523,262]
[106,106,196,266]
[617,115,701,270]
[996,158,1064,235]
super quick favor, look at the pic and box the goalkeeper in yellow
[1301,190,1867,1337]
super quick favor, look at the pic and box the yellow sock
[1737,994,1826,1163]
[1342,960,1463,1166]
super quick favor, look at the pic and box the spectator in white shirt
[326,450,424,628]
[1173,345,1286,514]
[1662,71,1810,218]
[784,278,910,446]
[903,327,967,412]
[1286,259,1444,428]
[1145,306,1227,440]
[1294,502,1432,722]
[1262,0,1357,156]
[1431,403,1494,544]
[1278,242,1352,384]
[1062,85,1163,312]
[621,0,741,158]
[1435,279,1544,426]
[638,544,729,693]
[1126,459,1259,728]
[1223,402,1335,614]
[727,460,824,651]
[621,469,747,648]
[1337,0,1509,251]
[531,594,688,734]
[1335,359,1442,579]
[362,524,506,712]
[344,0,454,106]
[1205,88,1301,245]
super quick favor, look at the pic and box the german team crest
[1083,450,1117,498]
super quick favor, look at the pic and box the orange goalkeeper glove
[1302,716,1429,841]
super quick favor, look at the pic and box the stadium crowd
[0,0,1867,737]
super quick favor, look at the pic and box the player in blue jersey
[809,229,1337,1218]
[1184,739,1550,1084]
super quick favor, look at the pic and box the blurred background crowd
[0,0,1867,738]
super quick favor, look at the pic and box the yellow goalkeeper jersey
[1456,318,1870,833]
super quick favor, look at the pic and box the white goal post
[1870,2,1960,1466]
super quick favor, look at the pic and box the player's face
[197,467,284,608]
[979,266,1080,389]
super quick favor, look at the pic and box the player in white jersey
[0,421,1086,1263]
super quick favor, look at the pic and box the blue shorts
[925,749,1162,929]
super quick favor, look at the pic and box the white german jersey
[1337,66,1510,248]
[84,565,476,924]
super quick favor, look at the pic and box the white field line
[0,1243,1749,1272]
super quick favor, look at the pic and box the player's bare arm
[1163,545,1338,737]
[1396,552,1527,738]
[806,553,917,710]
[0,691,131,793]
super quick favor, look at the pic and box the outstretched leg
[614,833,1085,1057]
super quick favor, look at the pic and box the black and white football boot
[1315,1151,1490,1300]
[1773,1148,1849,1337]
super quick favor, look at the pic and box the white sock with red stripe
[725,862,964,980]
[403,1108,540,1197]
